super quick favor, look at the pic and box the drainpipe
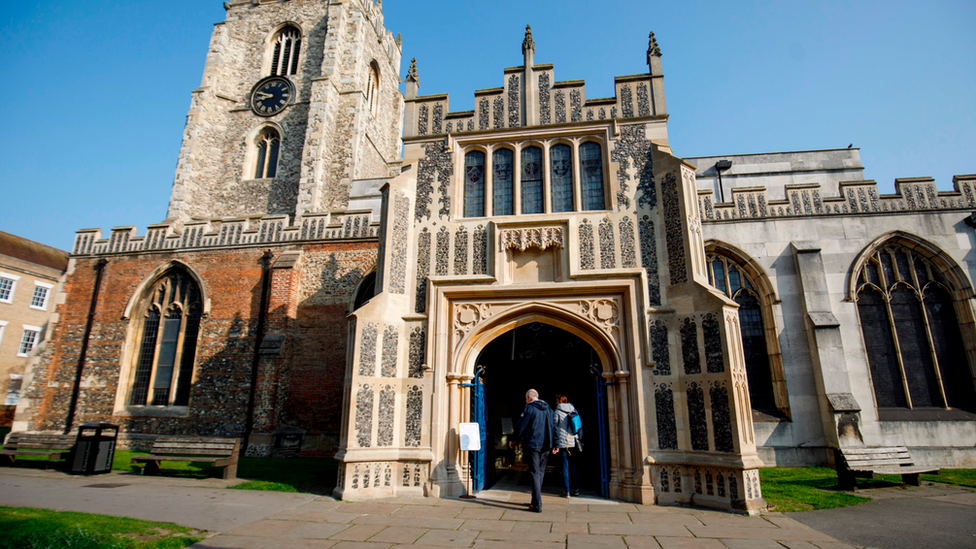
[243,250,275,448]
[64,258,108,434]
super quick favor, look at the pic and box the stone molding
[499,227,564,252]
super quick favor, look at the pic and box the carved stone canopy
[500,227,564,252]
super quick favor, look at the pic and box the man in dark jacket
[512,388,556,512]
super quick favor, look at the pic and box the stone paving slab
[622,535,664,548]
[567,534,628,548]
[656,536,726,548]
[687,525,836,542]
[589,522,693,537]
[458,519,516,532]
[718,539,786,549]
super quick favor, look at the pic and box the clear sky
[2,0,974,251]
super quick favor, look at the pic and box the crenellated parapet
[71,210,379,257]
[698,175,976,222]
[403,26,666,139]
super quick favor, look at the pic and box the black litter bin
[70,423,119,475]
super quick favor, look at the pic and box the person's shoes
[571,490,580,497]
[560,492,570,498]
[527,506,542,513]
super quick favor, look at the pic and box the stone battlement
[71,210,379,256]
[698,175,976,222]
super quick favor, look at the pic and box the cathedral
[12,0,976,514]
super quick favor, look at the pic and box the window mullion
[513,145,522,215]
[572,142,582,212]
[169,312,190,406]
[723,258,732,299]
[542,144,551,214]
[484,147,493,217]
[883,292,914,409]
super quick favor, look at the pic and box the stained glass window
[579,142,605,210]
[492,149,514,216]
[463,151,486,217]
[521,146,543,214]
[550,144,574,212]
[129,270,203,407]
[855,244,975,412]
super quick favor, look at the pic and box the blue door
[591,364,612,499]
[470,365,487,493]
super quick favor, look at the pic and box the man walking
[512,388,556,512]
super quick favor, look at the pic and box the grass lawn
[0,506,205,548]
[920,469,976,488]
[759,467,881,512]
[112,450,338,495]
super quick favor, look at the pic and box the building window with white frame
[270,26,301,76]
[30,281,54,310]
[18,325,41,357]
[0,272,20,303]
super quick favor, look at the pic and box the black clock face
[250,77,294,117]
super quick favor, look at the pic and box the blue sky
[2,0,974,251]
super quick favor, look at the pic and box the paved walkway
[788,483,976,549]
[0,468,867,549]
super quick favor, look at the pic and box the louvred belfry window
[254,128,281,179]
[855,244,976,412]
[129,270,203,407]
[270,27,301,76]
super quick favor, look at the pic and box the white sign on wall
[459,422,481,451]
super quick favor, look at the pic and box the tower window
[366,62,381,116]
[271,27,301,76]
[129,269,203,408]
[254,127,281,179]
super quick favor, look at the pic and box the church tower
[167,0,404,222]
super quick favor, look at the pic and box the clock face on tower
[250,76,295,117]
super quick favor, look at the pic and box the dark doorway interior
[473,322,607,495]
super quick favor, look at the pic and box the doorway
[471,322,609,496]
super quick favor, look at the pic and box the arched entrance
[469,322,611,497]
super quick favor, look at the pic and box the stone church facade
[12,0,976,514]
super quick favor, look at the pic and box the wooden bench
[0,433,76,466]
[131,437,240,479]
[835,446,939,489]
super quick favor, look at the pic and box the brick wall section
[19,241,376,450]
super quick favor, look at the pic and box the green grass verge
[759,467,876,512]
[112,449,337,494]
[920,469,976,488]
[0,506,205,549]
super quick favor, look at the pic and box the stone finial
[223,1,231,10]
[406,58,419,83]
[522,25,536,54]
[396,33,402,47]
[647,32,662,58]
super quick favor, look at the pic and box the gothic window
[521,146,543,214]
[855,243,976,413]
[550,144,574,212]
[579,141,606,210]
[129,269,203,408]
[463,151,486,217]
[253,127,281,179]
[366,61,381,116]
[492,148,514,216]
[353,271,377,310]
[270,26,301,76]
[706,247,788,417]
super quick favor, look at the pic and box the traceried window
[707,252,780,414]
[579,142,605,210]
[129,270,203,408]
[270,26,301,76]
[521,146,544,214]
[253,127,281,179]
[366,61,381,116]
[550,144,574,212]
[492,148,514,216]
[855,243,976,412]
[463,151,486,217]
